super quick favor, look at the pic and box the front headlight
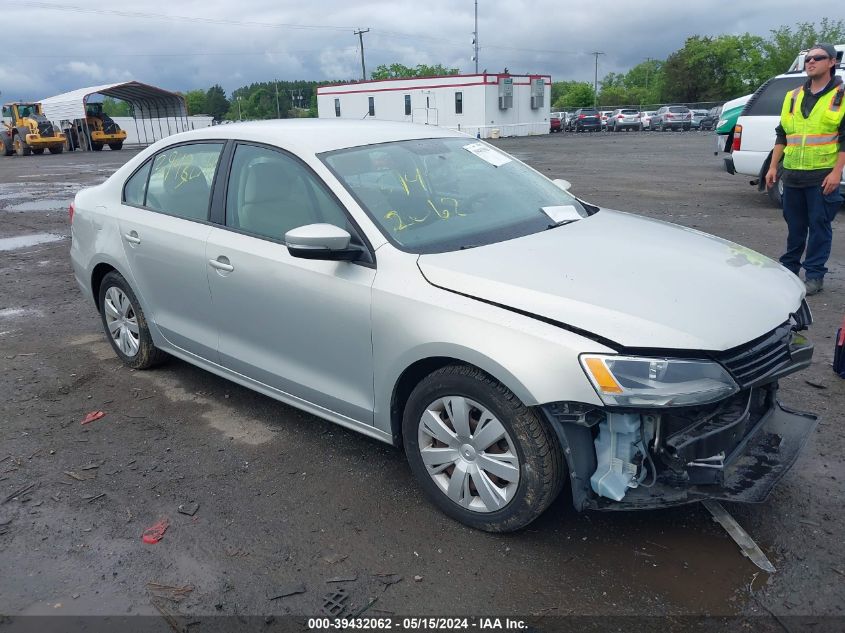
[580,354,739,407]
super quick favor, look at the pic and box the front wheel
[402,365,563,532]
[98,271,167,369]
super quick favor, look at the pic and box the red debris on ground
[142,518,170,544]
[80,411,106,425]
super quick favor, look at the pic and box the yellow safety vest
[780,83,845,171]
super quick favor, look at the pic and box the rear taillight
[666,113,673,118]
[579,114,585,119]
[68,202,75,224]
[732,124,742,152]
[617,114,624,119]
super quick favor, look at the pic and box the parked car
[652,105,692,131]
[568,108,601,132]
[600,110,613,130]
[70,119,817,532]
[714,93,751,155]
[549,115,562,133]
[639,110,657,130]
[727,66,844,206]
[699,106,721,131]
[608,108,642,132]
[690,109,709,129]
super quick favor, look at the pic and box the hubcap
[418,396,520,513]
[104,286,140,357]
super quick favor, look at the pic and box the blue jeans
[780,184,842,280]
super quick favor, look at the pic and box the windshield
[321,137,591,254]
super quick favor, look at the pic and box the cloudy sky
[0,1,834,101]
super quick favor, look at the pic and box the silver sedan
[70,120,816,532]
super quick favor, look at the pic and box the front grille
[37,121,54,137]
[718,324,792,387]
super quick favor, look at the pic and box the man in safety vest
[766,43,845,296]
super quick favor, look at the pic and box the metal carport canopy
[39,80,187,122]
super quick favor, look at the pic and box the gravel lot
[0,131,842,629]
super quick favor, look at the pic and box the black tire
[402,365,564,532]
[92,143,103,151]
[32,148,45,155]
[683,125,690,131]
[108,142,123,150]
[14,136,31,156]
[98,271,167,370]
[767,161,784,208]
[49,145,63,154]
[1,135,13,156]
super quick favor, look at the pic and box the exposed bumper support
[592,401,817,510]
[723,156,735,175]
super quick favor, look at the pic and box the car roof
[149,119,469,155]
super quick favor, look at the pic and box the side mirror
[553,178,572,192]
[285,223,361,262]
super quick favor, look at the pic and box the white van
[726,62,844,207]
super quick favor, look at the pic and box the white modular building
[317,73,552,139]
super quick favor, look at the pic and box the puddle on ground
[0,233,65,251]
[0,307,43,319]
[5,199,73,212]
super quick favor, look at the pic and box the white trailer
[317,73,552,139]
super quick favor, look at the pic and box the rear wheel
[98,271,167,370]
[32,148,45,155]
[92,143,103,151]
[767,161,784,208]
[108,142,123,150]
[49,145,63,154]
[402,365,563,532]
[1,135,13,156]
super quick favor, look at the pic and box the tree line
[101,18,841,119]
[556,18,844,109]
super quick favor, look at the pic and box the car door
[205,142,376,424]
[117,141,225,360]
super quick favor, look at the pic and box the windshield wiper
[546,219,579,229]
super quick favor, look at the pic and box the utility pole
[354,28,370,80]
[644,57,652,92]
[472,0,479,73]
[591,51,604,109]
[275,83,281,119]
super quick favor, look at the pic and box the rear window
[580,109,598,114]
[669,106,689,113]
[620,109,639,114]
[743,76,807,116]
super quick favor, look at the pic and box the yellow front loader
[84,102,127,151]
[1,103,65,156]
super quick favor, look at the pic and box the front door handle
[208,257,234,273]
[124,231,141,245]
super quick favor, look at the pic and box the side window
[145,143,223,221]
[368,96,375,117]
[404,94,411,116]
[225,144,350,242]
[455,92,463,114]
[123,160,152,206]
[334,98,341,117]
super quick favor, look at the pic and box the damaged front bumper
[542,391,818,511]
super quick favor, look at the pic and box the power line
[21,1,354,31]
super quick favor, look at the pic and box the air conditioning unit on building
[498,76,514,110]
[530,95,543,109]
[498,95,513,110]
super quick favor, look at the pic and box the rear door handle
[208,257,234,273]
[124,231,141,245]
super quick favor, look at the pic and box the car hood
[417,209,805,351]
